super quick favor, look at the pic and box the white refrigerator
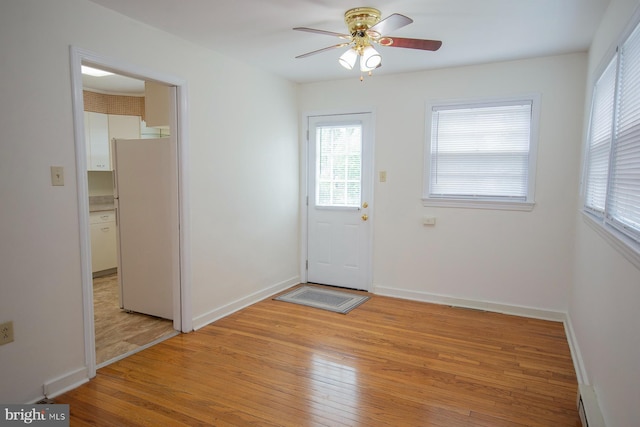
[112,137,177,320]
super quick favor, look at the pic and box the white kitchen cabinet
[90,210,117,273]
[109,114,140,140]
[144,81,170,128]
[84,112,141,171]
[84,111,110,171]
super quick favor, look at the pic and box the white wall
[570,0,640,425]
[3,1,635,420]
[299,53,586,314]
[0,0,298,403]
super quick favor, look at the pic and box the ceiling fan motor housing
[344,7,381,36]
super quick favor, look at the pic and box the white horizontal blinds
[608,24,640,240]
[430,101,532,200]
[316,123,362,207]
[585,57,617,215]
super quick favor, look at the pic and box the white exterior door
[307,113,373,290]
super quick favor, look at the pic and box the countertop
[89,195,115,212]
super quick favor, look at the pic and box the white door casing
[70,46,191,379]
[306,113,374,291]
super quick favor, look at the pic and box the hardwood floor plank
[58,287,580,426]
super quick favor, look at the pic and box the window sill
[581,211,640,271]
[422,198,535,212]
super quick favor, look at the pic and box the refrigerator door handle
[112,139,119,199]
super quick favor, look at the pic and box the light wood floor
[60,285,580,426]
[93,273,176,365]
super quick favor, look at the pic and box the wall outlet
[0,321,14,345]
[422,216,436,226]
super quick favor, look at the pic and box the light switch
[379,171,387,182]
[0,321,14,345]
[50,166,64,186]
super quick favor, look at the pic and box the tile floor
[93,273,176,365]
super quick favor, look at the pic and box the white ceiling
[82,73,145,95]
[86,0,610,88]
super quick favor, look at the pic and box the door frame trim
[300,109,376,290]
[69,46,192,378]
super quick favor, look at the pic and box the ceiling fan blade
[367,13,413,37]
[293,27,351,39]
[295,43,351,59]
[379,37,442,51]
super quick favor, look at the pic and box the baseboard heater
[577,384,606,427]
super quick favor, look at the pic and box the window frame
[581,16,640,269]
[423,94,540,211]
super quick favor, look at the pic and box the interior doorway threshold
[96,330,179,370]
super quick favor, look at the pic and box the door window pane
[316,124,362,207]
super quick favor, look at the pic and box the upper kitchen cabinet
[109,115,140,140]
[144,81,171,130]
[84,112,141,171]
[85,111,110,171]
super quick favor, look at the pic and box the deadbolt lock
[362,202,368,208]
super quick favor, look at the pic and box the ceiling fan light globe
[360,46,382,71]
[338,48,358,70]
[366,53,382,68]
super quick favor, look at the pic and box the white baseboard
[42,367,89,400]
[564,313,588,385]
[373,285,566,321]
[578,384,606,427]
[192,276,299,330]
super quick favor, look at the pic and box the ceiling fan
[294,7,442,79]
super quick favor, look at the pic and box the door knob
[361,214,368,221]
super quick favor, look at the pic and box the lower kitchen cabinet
[90,210,117,274]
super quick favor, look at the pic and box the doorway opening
[84,70,178,366]
[70,46,191,378]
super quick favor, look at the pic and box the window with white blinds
[424,97,538,210]
[315,123,362,207]
[584,20,640,247]
[584,57,616,214]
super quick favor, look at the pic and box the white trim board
[582,212,640,271]
[564,313,588,385]
[373,285,566,321]
[192,276,299,330]
[41,367,89,400]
